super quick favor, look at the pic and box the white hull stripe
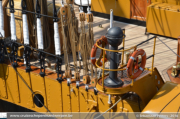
[142,52,146,57]
[139,67,143,71]
[130,56,135,60]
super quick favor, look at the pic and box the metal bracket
[56,55,63,82]
[9,0,15,13]
[0,40,5,64]
[11,41,18,68]
[53,0,58,22]
[76,81,79,89]
[23,45,31,72]
[38,51,45,77]
[21,0,27,14]
[94,88,98,95]
[85,84,89,92]
[116,52,121,65]
[35,0,41,18]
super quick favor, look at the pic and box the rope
[61,14,70,70]
[67,5,77,72]
[10,13,16,41]
[79,21,88,75]
[157,37,180,58]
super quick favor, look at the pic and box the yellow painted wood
[16,68,34,108]
[0,64,7,99]
[0,63,169,114]
[71,86,80,112]
[98,94,109,112]
[4,64,20,103]
[143,82,180,112]
[146,2,180,38]
[79,89,88,112]
[30,71,48,112]
[152,0,180,5]
[62,82,71,112]
[91,0,130,19]
[45,77,63,112]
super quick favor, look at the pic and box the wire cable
[157,37,180,58]
[5,39,61,58]
[5,7,60,20]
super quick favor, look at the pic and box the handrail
[95,35,157,90]
[96,41,136,52]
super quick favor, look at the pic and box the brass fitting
[177,62,180,70]
[171,66,177,77]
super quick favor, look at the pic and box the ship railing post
[102,42,106,91]
[151,36,157,74]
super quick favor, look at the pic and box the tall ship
[0,0,180,119]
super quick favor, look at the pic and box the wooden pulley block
[60,6,67,16]
[74,72,80,81]
[66,0,74,4]
[83,75,90,84]
[91,78,97,87]
[65,5,68,13]
[79,12,85,21]
[65,70,72,78]
[86,13,93,23]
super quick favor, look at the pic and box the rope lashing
[0,0,4,37]
[9,0,16,41]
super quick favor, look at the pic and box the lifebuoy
[127,49,146,79]
[91,36,108,67]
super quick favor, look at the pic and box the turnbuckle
[11,41,18,68]
[36,0,41,18]
[9,0,15,13]
[0,40,5,64]
[23,45,31,72]
[53,0,58,22]
[38,51,45,77]
[21,0,27,14]
[56,55,63,83]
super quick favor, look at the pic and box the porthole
[33,94,44,108]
